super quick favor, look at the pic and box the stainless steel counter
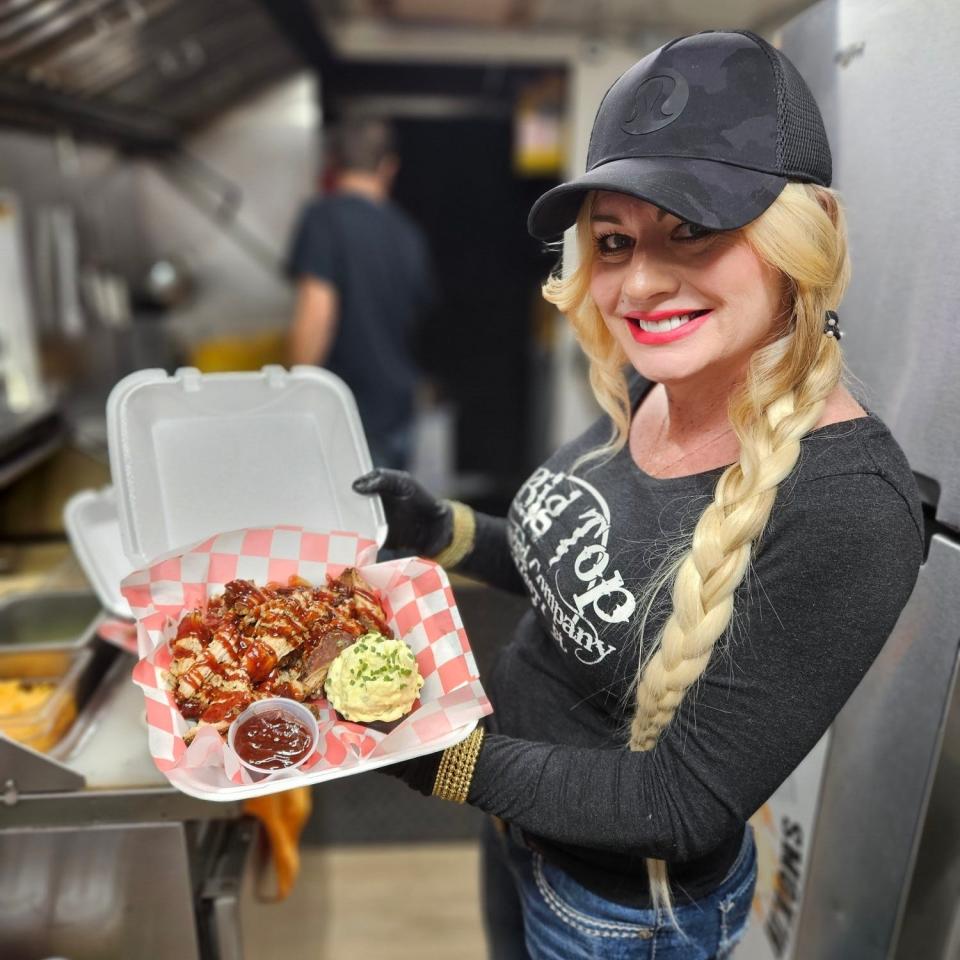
[55,648,164,787]
[3,651,244,826]
[1,642,252,960]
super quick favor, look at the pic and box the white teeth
[634,312,701,333]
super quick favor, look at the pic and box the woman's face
[588,191,788,389]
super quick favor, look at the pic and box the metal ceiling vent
[0,0,302,149]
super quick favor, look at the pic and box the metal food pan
[0,590,103,658]
[0,639,119,753]
[0,645,92,752]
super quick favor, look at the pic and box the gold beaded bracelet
[430,500,476,570]
[432,727,485,804]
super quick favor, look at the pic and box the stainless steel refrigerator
[736,1,960,958]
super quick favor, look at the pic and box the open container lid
[107,365,387,569]
[63,486,133,619]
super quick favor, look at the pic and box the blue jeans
[481,819,757,960]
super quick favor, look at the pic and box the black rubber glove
[352,468,453,557]
[377,752,442,797]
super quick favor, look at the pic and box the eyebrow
[590,209,669,224]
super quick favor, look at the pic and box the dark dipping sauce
[233,710,314,770]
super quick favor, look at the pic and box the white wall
[549,33,673,449]
[135,75,318,345]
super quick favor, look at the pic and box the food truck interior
[2,1,960,959]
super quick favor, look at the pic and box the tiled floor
[243,842,487,960]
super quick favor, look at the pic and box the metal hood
[0,0,308,151]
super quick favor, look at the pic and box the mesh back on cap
[738,30,832,186]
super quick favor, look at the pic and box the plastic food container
[0,645,95,753]
[107,366,491,800]
[227,698,320,777]
[106,365,386,568]
[64,487,134,619]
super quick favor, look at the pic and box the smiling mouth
[627,310,711,334]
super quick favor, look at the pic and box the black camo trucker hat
[527,30,831,239]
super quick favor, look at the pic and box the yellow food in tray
[324,633,424,723]
[0,678,77,753]
[0,678,56,714]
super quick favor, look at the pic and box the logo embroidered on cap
[620,69,689,135]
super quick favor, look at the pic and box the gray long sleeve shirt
[457,386,924,906]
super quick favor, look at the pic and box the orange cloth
[243,787,312,900]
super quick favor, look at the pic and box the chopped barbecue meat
[222,579,269,614]
[201,692,253,726]
[168,568,390,734]
[301,628,359,695]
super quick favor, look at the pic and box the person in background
[353,29,923,960]
[287,118,435,469]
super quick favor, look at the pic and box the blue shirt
[287,193,435,438]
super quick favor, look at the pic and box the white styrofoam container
[106,365,386,568]
[63,486,133,619]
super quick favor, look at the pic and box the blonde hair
[542,181,849,919]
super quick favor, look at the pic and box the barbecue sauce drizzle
[171,571,391,728]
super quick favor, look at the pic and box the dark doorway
[392,114,559,514]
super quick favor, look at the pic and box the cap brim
[527,156,787,240]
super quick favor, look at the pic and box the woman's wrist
[429,500,477,569]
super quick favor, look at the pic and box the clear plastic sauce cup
[227,697,319,776]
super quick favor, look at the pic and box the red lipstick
[624,309,712,345]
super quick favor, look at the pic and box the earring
[824,310,843,340]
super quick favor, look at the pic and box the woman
[353,29,923,959]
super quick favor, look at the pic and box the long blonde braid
[542,182,849,917]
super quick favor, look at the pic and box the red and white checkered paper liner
[122,525,492,801]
